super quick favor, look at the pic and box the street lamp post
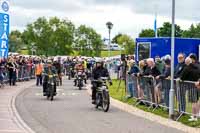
[106,22,113,59]
[169,0,175,119]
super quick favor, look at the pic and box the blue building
[135,37,200,64]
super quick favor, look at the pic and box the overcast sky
[9,0,200,39]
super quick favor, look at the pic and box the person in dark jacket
[156,58,171,106]
[43,60,57,96]
[181,57,200,81]
[143,58,161,103]
[155,56,164,74]
[180,57,200,121]
[174,53,186,112]
[53,59,62,86]
[91,60,112,104]
[143,58,161,77]
[189,53,200,71]
[6,57,18,86]
[174,53,186,78]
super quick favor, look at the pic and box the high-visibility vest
[83,61,87,69]
[35,64,43,75]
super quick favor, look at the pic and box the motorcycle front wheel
[78,80,82,90]
[102,90,110,112]
[49,85,54,101]
[95,93,101,109]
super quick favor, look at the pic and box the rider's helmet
[47,59,52,66]
[96,58,104,68]
[78,59,82,64]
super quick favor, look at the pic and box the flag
[154,15,157,37]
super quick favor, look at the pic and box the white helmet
[96,58,104,63]
[78,59,82,62]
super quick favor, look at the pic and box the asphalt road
[16,77,184,133]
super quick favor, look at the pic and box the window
[138,42,151,60]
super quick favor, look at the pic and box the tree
[117,34,135,55]
[9,30,23,52]
[112,33,122,44]
[75,25,103,56]
[49,17,75,55]
[182,23,200,38]
[158,22,183,37]
[139,29,155,37]
[21,17,75,56]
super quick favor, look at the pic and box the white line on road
[0,118,13,121]
[0,129,23,133]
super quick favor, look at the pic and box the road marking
[71,93,77,96]
[35,92,80,96]
[60,92,79,96]
[35,93,43,96]
[0,118,12,121]
[57,89,64,91]
[0,130,23,132]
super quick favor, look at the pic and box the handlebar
[42,73,58,77]
[92,77,109,82]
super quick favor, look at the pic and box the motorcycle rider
[74,59,85,86]
[53,57,63,86]
[91,59,112,104]
[43,59,57,96]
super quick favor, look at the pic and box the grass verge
[101,50,121,57]
[70,50,121,57]
[109,79,200,128]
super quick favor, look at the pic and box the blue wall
[136,37,200,65]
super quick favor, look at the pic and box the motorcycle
[86,68,92,80]
[66,67,72,80]
[93,77,110,112]
[44,74,57,101]
[77,71,84,90]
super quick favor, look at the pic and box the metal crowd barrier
[1,64,36,86]
[2,68,9,84]
[127,75,200,120]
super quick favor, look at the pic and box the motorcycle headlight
[51,83,54,85]
[102,86,107,90]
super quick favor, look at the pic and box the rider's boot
[74,80,77,86]
[92,99,96,104]
[60,79,62,86]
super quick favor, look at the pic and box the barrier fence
[126,74,200,120]
[2,65,36,85]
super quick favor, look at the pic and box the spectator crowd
[111,53,200,121]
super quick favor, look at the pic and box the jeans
[164,88,170,107]
[36,75,42,86]
[177,84,186,112]
[128,82,134,97]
